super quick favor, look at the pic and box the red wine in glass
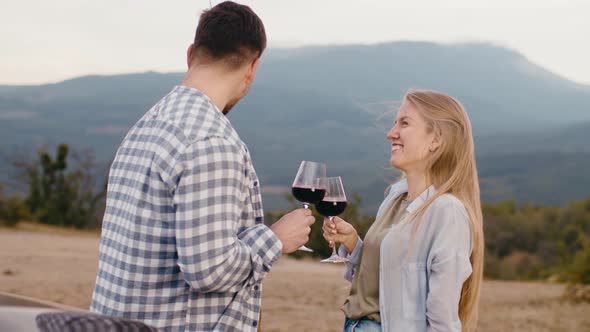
[319,176,350,263]
[316,200,347,217]
[291,187,326,206]
[292,161,326,252]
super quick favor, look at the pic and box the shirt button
[253,181,258,186]
[252,321,258,327]
[253,285,259,291]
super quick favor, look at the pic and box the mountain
[1,42,589,211]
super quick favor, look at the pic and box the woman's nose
[387,126,399,140]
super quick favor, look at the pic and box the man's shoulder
[186,135,246,159]
[155,86,239,144]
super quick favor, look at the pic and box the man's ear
[186,44,195,68]
[244,58,260,85]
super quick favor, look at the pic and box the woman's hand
[322,216,358,254]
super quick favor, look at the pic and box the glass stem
[329,216,338,256]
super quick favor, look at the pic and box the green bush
[568,240,590,285]
[0,184,29,227]
[16,144,106,229]
[2,196,29,226]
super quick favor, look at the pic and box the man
[90,2,314,331]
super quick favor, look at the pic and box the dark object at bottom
[36,311,158,332]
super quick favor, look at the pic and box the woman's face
[386,99,438,174]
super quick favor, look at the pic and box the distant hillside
[477,122,590,155]
[1,42,589,211]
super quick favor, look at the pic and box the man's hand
[270,208,315,253]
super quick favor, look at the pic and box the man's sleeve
[173,137,282,293]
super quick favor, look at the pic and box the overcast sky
[1,0,589,85]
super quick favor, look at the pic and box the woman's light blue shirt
[339,180,473,332]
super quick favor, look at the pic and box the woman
[323,89,484,332]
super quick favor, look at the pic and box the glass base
[321,254,350,263]
[297,245,314,252]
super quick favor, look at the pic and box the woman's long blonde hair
[401,89,484,332]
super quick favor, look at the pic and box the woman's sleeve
[426,203,473,332]
[338,236,363,282]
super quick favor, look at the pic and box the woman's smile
[391,142,403,154]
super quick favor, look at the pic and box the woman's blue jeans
[343,318,381,332]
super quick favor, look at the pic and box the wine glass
[317,176,349,263]
[292,161,326,252]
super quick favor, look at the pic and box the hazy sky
[1,0,589,85]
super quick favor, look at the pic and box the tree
[13,144,106,228]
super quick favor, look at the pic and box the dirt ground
[1,227,589,331]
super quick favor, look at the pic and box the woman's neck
[405,171,431,201]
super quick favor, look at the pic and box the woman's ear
[429,131,442,152]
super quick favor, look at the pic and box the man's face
[222,83,251,114]
[222,96,240,115]
[223,60,257,114]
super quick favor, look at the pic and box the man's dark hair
[192,1,266,70]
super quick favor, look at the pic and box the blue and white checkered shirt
[90,85,282,331]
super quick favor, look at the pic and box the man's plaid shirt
[90,85,282,331]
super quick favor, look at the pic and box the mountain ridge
[1,41,589,211]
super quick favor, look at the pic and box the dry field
[1,225,589,331]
